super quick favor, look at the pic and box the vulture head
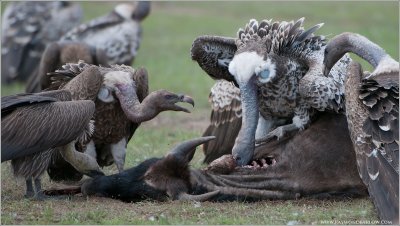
[114,1,150,22]
[80,136,219,202]
[97,69,194,123]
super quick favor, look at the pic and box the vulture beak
[322,64,330,77]
[173,94,195,113]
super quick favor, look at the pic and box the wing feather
[202,81,242,163]
[191,35,237,84]
[1,97,95,162]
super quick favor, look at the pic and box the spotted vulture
[1,1,82,84]
[191,18,351,166]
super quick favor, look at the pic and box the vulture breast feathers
[61,1,151,65]
[191,18,351,166]
[323,32,399,224]
[1,1,83,84]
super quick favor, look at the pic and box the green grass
[1,1,397,225]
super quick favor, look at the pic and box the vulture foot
[256,124,299,143]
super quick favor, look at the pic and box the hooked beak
[173,94,195,113]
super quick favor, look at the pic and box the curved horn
[168,136,216,162]
[177,190,220,202]
[132,1,151,21]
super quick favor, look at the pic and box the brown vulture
[1,1,82,84]
[323,32,399,224]
[43,61,194,181]
[1,90,103,199]
[191,18,351,166]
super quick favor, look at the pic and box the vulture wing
[202,80,242,163]
[61,11,123,41]
[1,91,95,162]
[47,62,103,102]
[191,35,237,84]
[358,66,399,222]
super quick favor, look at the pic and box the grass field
[1,1,398,225]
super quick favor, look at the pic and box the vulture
[61,1,150,65]
[43,61,194,179]
[323,32,399,224]
[202,80,242,163]
[25,41,110,93]
[1,90,103,199]
[1,1,82,84]
[191,18,351,166]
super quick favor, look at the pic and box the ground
[1,1,398,225]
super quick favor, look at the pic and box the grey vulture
[61,1,150,65]
[323,32,399,224]
[191,18,351,166]
[43,61,194,180]
[1,90,103,199]
[1,1,82,84]
[26,41,110,93]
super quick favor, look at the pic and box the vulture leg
[60,142,104,177]
[110,139,127,173]
[254,114,273,140]
[259,124,299,142]
[24,178,35,198]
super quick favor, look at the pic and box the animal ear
[131,1,151,21]
[132,67,149,102]
[168,136,216,163]
[191,35,238,85]
[39,42,62,90]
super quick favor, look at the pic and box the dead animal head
[80,136,219,202]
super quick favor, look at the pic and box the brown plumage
[202,80,242,163]
[45,61,195,178]
[26,41,109,93]
[1,90,102,199]
[323,32,399,223]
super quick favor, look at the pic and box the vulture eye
[164,94,176,100]
[257,68,271,83]
[98,86,115,103]
[255,59,275,84]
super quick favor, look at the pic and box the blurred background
[1,1,398,224]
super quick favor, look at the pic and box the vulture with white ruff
[1,90,103,199]
[61,1,150,65]
[191,18,351,166]
[323,32,399,224]
[1,1,82,84]
[44,61,194,178]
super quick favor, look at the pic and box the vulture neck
[115,86,158,124]
[346,33,387,68]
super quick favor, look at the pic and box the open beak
[174,94,195,113]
